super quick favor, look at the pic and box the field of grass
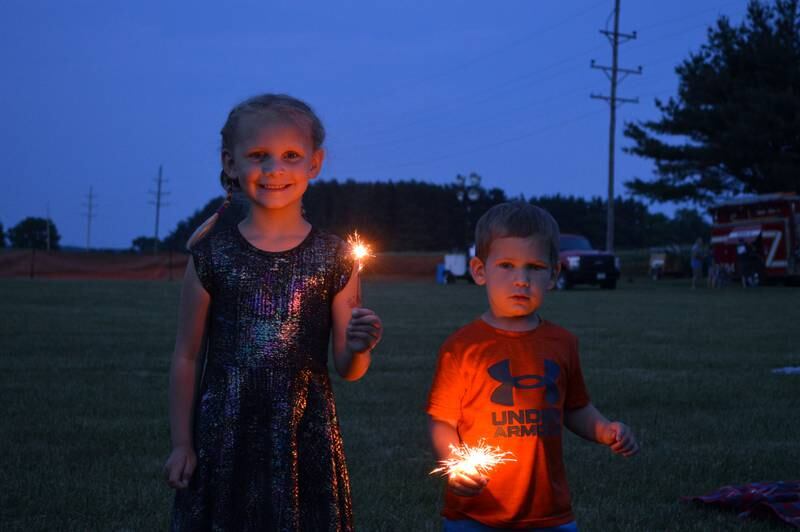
[2,277,799,531]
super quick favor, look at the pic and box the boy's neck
[481,310,542,332]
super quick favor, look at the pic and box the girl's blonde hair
[186,94,326,249]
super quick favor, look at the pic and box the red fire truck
[709,193,800,283]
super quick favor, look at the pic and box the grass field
[1,277,798,531]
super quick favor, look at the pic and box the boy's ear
[470,256,487,285]
[547,261,561,290]
[308,148,325,180]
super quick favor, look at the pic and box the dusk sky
[1,0,748,249]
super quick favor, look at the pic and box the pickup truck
[556,234,620,290]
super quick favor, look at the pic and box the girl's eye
[528,264,547,271]
[498,262,513,269]
[248,152,268,161]
[284,151,301,160]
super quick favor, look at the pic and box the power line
[332,0,610,110]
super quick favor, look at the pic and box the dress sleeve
[332,237,356,295]
[189,237,213,294]
[564,335,591,410]
[426,346,465,422]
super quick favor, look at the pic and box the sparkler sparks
[430,439,516,478]
[347,231,373,272]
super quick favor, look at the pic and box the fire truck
[709,193,800,284]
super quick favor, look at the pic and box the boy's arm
[428,416,488,497]
[428,416,461,460]
[564,403,639,457]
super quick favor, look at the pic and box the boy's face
[470,236,559,320]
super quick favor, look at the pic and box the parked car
[557,234,620,290]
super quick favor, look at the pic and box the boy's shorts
[443,518,578,532]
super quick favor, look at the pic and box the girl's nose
[513,275,530,287]
[261,160,284,175]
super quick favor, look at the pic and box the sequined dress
[171,225,355,532]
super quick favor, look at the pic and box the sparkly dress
[171,225,355,532]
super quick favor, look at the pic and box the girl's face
[223,115,324,212]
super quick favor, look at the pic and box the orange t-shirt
[426,318,591,529]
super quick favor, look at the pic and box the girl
[163,94,382,531]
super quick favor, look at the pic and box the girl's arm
[330,264,382,381]
[168,260,210,451]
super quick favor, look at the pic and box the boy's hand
[346,308,382,354]
[164,445,196,489]
[602,421,639,457]
[447,466,489,497]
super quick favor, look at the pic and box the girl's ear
[221,150,236,179]
[470,256,487,285]
[308,148,325,180]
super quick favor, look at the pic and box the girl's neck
[239,204,311,252]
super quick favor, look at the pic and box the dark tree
[0,223,5,248]
[8,217,61,249]
[624,0,800,204]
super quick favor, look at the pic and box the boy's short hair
[474,201,561,265]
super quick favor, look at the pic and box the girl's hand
[603,421,639,457]
[346,308,382,354]
[447,466,488,497]
[164,445,197,489]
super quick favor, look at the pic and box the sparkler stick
[430,439,516,478]
[347,231,373,306]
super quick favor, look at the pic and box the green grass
[1,278,798,531]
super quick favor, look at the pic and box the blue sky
[0,0,748,249]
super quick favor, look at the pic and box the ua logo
[487,359,560,406]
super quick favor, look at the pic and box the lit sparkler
[430,439,516,478]
[347,231,373,306]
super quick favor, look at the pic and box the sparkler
[347,231,373,306]
[430,439,516,478]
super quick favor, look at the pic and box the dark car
[557,234,620,290]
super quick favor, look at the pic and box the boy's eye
[498,262,514,269]
[248,151,268,161]
[528,264,547,271]
[284,151,301,160]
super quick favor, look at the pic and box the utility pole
[591,0,641,252]
[82,186,97,251]
[148,164,169,254]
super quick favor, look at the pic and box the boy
[427,202,639,531]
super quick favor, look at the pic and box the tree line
[159,179,708,253]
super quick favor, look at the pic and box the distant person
[736,238,750,287]
[691,237,704,289]
[426,202,639,531]
[163,94,382,530]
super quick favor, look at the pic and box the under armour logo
[488,359,560,406]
